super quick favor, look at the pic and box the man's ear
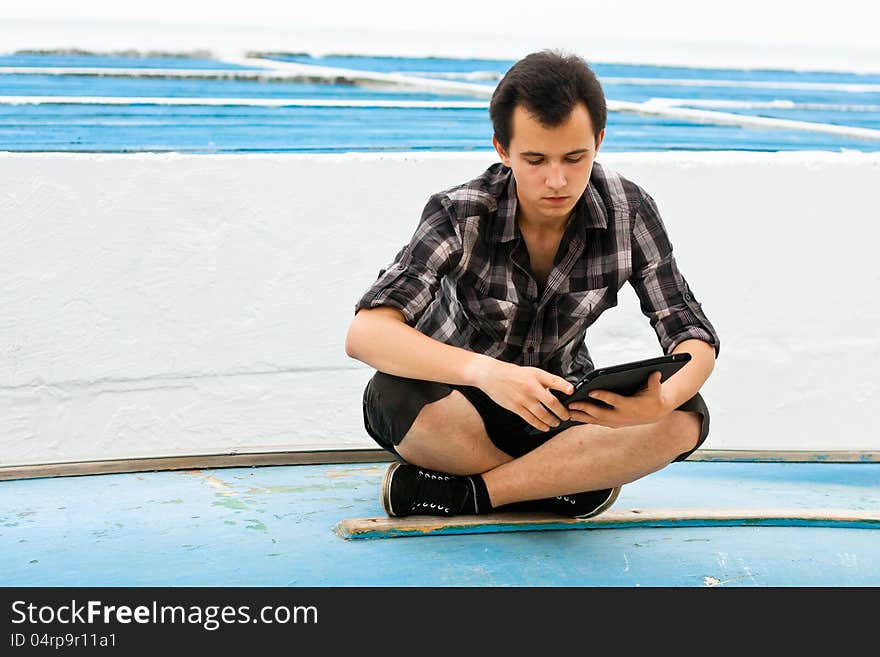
[595,128,605,154]
[492,135,511,167]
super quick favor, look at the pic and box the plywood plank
[334,507,880,540]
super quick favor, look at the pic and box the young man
[346,50,720,519]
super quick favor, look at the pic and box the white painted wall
[1,151,877,466]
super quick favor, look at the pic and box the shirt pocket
[553,286,616,346]
[463,294,520,342]
[558,286,613,316]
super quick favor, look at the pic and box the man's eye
[526,160,542,166]
[566,157,584,163]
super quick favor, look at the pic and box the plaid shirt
[354,162,721,384]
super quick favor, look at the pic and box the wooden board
[334,507,880,540]
[3,450,878,482]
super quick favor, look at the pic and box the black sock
[464,474,493,515]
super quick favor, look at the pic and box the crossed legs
[394,389,702,509]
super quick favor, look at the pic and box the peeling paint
[202,476,231,490]
[211,497,248,511]
[246,482,359,494]
[321,465,387,479]
[704,573,753,586]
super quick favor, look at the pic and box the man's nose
[545,163,566,190]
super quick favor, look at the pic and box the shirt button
[526,346,535,353]
[684,293,692,301]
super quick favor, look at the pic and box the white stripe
[602,76,880,93]
[0,95,488,109]
[4,66,879,94]
[647,98,880,112]
[404,71,501,81]
[217,56,494,98]
[611,99,880,141]
[0,66,276,78]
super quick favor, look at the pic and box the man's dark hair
[489,49,607,151]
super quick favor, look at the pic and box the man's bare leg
[394,388,701,508]
[481,415,700,507]
[394,390,515,475]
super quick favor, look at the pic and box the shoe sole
[574,486,621,520]
[381,461,403,517]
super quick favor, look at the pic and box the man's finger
[520,408,551,432]
[544,373,574,396]
[585,389,623,407]
[569,410,601,426]
[568,410,592,424]
[530,403,561,428]
[571,400,610,421]
[638,371,663,394]
[540,393,571,422]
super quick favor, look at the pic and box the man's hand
[568,371,672,429]
[469,356,574,432]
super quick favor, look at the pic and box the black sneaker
[544,486,621,519]
[504,486,620,519]
[381,462,478,517]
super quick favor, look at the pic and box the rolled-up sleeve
[628,192,721,358]
[354,194,462,327]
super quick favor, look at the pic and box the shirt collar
[492,166,608,244]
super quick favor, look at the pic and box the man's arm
[345,306,486,387]
[661,338,716,411]
[346,307,574,432]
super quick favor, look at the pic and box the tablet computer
[527,352,692,434]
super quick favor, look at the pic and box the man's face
[493,102,604,228]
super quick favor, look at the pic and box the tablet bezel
[564,352,692,405]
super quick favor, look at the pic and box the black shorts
[362,371,710,462]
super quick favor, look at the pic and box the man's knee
[396,390,511,475]
[663,409,703,455]
[402,390,484,444]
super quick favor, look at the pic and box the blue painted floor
[1,461,878,586]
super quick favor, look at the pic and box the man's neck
[517,208,572,237]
